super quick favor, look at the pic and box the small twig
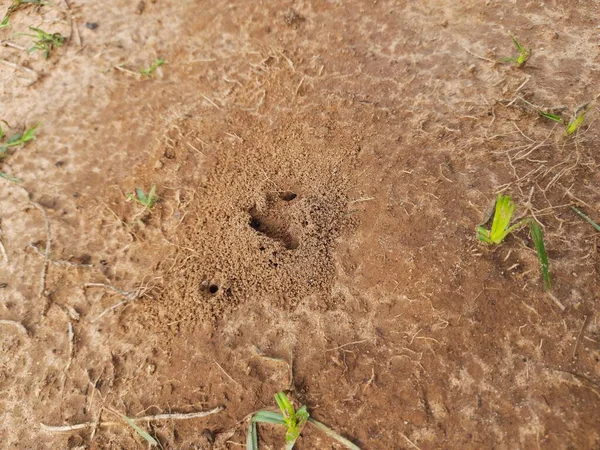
[213,359,242,387]
[28,244,92,267]
[114,65,139,76]
[63,0,82,48]
[0,222,8,263]
[363,367,376,392]
[186,141,205,157]
[348,197,375,205]
[325,339,368,352]
[0,319,28,335]
[551,369,600,399]
[0,40,27,51]
[30,202,51,298]
[401,433,422,450]
[463,47,496,63]
[0,58,39,83]
[201,93,221,109]
[85,282,152,322]
[40,406,225,433]
[59,323,75,417]
[61,323,74,387]
[85,282,137,299]
[547,293,566,312]
[572,315,588,359]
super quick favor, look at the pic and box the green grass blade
[147,185,157,207]
[246,420,258,450]
[571,206,600,232]
[510,33,525,53]
[251,410,286,425]
[529,221,551,291]
[275,392,296,420]
[20,124,38,143]
[0,171,21,183]
[275,392,300,442]
[476,226,493,243]
[503,218,530,238]
[566,113,586,136]
[489,194,516,244]
[6,132,23,145]
[120,414,159,447]
[308,418,361,450]
[539,111,563,123]
[135,187,147,203]
[141,58,166,76]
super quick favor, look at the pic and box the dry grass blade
[40,406,225,433]
[571,206,600,232]
[0,319,28,335]
[119,413,159,447]
[307,418,361,450]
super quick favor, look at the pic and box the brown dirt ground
[1,1,600,449]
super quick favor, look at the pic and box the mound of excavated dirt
[148,117,361,326]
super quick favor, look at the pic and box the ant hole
[249,217,261,230]
[208,284,219,294]
[279,191,297,201]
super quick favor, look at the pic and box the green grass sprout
[25,27,65,59]
[128,185,158,209]
[247,391,360,450]
[539,101,594,136]
[499,33,531,68]
[275,391,309,446]
[1,0,49,29]
[565,102,594,136]
[571,206,600,232]
[120,413,159,447]
[0,123,39,183]
[140,58,166,76]
[477,194,528,244]
[477,194,551,291]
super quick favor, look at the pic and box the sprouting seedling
[275,391,309,446]
[571,206,600,232]
[477,194,551,291]
[0,123,39,183]
[140,58,166,76]
[247,391,360,450]
[25,27,65,59]
[1,0,49,29]
[0,122,38,153]
[499,33,531,68]
[128,185,158,209]
[565,102,594,136]
[539,102,594,136]
[476,194,529,245]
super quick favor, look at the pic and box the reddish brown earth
[1,1,599,449]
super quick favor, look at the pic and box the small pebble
[85,22,99,30]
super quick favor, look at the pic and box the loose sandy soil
[1,1,600,449]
